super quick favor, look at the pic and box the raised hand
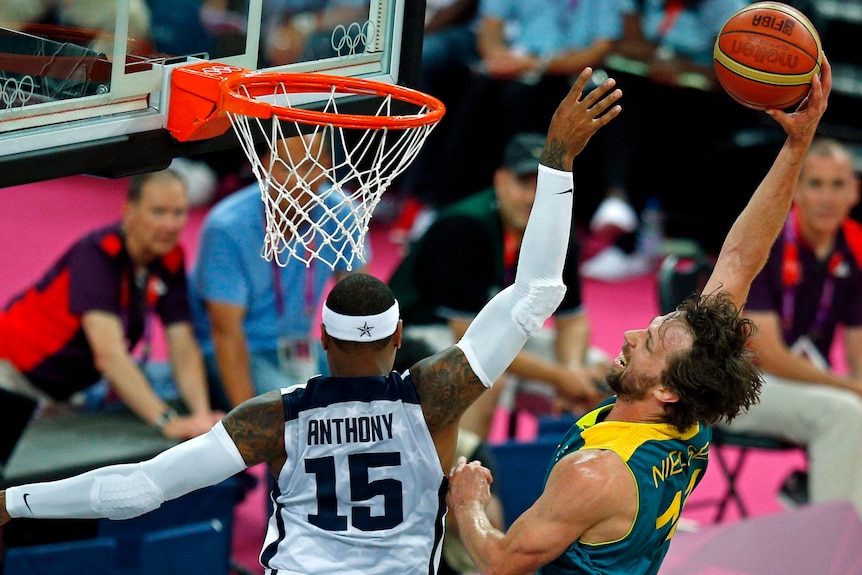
[542,68,623,171]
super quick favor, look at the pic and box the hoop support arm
[167,61,248,142]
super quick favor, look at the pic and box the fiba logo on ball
[713,2,822,110]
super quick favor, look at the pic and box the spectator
[261,0,369,67]
[0,169,223,463]
[389,131,611,440]
[390,0,481,242]
[0,0,153,56]
[615,0,748,88]
[722,137,862,516]
[425,0,478,35]
[581,0,755,280]
[147,0,211,59]
[447,56,832,575]
[0,67,624,574]
[189,133,367,411]
[431,0,627,208]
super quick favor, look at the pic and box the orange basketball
[713,2,822,110]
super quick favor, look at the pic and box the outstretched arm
[456,68,621,388]
[704,55,832,309]
[0,421,246,525]
[411,68,621,433]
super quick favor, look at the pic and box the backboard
[0,0,424,187]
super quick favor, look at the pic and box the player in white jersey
[0,68,622,574]
[261,321,448,573]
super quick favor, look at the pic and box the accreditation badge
[278,336,321,383]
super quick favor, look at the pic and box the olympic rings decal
[330,20,375,58]
[0,74,36,110]
[200,65,244,77]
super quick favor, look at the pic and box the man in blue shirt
[431,0,629,206]
[189,134,367,410]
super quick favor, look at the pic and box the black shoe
[778,469,809,508]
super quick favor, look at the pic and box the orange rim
[220,72,445,129]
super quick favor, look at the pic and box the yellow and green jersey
[540,397,711,575]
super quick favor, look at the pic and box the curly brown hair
[662,291,762,431]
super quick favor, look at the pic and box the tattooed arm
[222,390,288,476]
[1,491,9,526]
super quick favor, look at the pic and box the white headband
[322,300,400,342]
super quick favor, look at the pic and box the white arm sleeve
[456,165,573,387]
[6,421,247,521]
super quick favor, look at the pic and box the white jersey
[261,372,447,574]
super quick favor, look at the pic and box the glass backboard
[0,0,423,187]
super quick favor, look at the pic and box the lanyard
[269,205,317,333]
[658,0,685,39]
[780,212,841,336]
[270,257,316,322]
[120,270,158,365]
[503,228,519,287]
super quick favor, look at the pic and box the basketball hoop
[167,64,445,270]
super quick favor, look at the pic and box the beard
[606,368,651,402]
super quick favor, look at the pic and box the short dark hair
[325,274,397,351]
[127,168,185,203]
[663,291,762,431]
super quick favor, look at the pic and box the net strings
[227,82,437,271]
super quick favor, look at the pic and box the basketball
[713,2,822,110]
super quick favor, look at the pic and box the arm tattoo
[222,391,285,465]
[411,347,486,431]
[540,139,568,170]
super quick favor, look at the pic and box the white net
[226,79,441,271]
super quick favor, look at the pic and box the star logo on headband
[357,322,374,338]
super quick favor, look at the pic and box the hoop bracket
[167,61,248,142]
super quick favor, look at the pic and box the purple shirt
[0,223,191,399]
[746,217,862,363]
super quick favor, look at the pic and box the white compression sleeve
[6,421,247,520]
[456,165,573,387]
[514,165,574,288]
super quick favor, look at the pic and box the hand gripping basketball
[714,2,823,110]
